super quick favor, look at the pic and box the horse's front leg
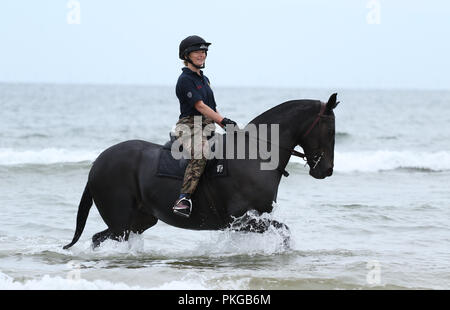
[228,212,291,248]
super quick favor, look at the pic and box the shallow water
[0,83,449,289]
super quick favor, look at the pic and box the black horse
[63,93,339,249]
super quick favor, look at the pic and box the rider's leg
[173,158,207,217]
[173,116,213,217]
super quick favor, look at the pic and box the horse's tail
[63,183,93,249]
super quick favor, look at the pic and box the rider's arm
[194,100,226,127]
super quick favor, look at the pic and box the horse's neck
[251,103,314,172]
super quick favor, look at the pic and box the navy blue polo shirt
[176,67,217,119]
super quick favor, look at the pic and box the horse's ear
[326,93,339,111]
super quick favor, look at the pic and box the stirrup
[173,197,192,218]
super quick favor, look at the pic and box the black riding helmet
[179,35,211,69]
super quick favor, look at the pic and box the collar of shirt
[182,67,204,79]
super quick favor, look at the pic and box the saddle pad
[156,138,227,180]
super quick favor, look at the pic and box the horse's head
[299,93,339,179]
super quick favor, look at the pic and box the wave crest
[291,150,450,172]
[0,148,98,166]
[2,148,450,173]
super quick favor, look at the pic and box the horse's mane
[249,99,319,125]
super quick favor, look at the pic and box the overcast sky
[1,0,449,89]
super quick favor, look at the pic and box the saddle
[156,133,227,180]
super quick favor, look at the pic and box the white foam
[196,210,292,256]
[70,233,146,257]
[2,147,449,172]
[0,270,247,290]
[291,150,450,172]
[154,278,210,290]
[0,272,144,290]
[152,273,249,290]
[0,148,98,165]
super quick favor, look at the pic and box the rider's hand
[220,117,238,130]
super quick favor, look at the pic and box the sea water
[0,83,449,289]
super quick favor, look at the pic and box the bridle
[291,103,330,169]
[233,102,332,175]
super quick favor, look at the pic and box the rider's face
[188,50,206,67]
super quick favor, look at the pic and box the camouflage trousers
[174,115,215,194]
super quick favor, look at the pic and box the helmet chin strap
[186,55,206,69]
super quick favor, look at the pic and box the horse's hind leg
[91,228,132,249]
[92,229,114,248]
[129,207,158,234]
[92,188,158,247]
[91,203,158,248]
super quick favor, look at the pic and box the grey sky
[1,0,449,89]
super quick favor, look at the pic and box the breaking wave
[1,147,449,173]
[292,150,450,172]
[0,148,98,166]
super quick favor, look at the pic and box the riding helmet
[179,35,211,60]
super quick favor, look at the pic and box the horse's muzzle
[310,167,333,179]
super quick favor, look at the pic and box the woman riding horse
[173,35,237,217]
